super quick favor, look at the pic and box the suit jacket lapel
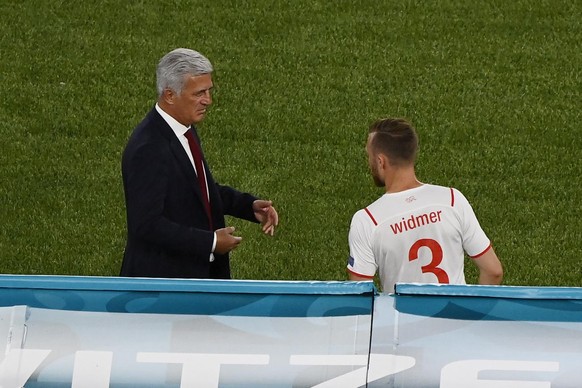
[170,136,202,196]
[150,109,206,202]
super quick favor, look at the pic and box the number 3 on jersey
[408,238,450,283]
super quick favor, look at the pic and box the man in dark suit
[120,48,278,279]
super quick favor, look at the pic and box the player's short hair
[368,118,418,166]
[156,48,213,97]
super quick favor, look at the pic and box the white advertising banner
[0,276,581,387]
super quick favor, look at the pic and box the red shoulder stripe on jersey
[347,267,375,279]
[364,207,378,225]
[450,187,455,207]
[471,244,492,259]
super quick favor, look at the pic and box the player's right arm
[347,209,377,280]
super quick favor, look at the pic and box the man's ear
[378,154,389,170]
[161,88,175,105]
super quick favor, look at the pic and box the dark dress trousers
[120,108,258,279]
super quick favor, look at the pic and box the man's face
[366,134,384,187]
[172,73,213,125]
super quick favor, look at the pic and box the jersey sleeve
[347,209,377,277]
[453,188,491,258]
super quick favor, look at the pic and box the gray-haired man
[121,48,278,279]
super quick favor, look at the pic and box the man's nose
[202,90,212,105]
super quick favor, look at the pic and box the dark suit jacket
[120,108,258,279]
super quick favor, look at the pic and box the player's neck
[384,170,422,194]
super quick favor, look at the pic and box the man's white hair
[156,48,213,97]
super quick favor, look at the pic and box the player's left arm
[472,246,503,285]
[453,188,503,285]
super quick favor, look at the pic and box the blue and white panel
[2,276,582,387]
[369,284,582,387]
[0,275,375,387]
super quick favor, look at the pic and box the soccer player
[347,118,503,292]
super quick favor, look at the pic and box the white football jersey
[348,184,491,293]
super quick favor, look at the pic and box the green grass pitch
[0,0,581,286]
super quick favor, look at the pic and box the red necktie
[185,129,212,230]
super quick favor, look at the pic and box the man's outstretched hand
[253,200,279,236]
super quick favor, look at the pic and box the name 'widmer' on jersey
[390,211,443,235]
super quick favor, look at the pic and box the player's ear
[378,154,389,170]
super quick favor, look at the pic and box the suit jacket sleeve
[216,183,259,222]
